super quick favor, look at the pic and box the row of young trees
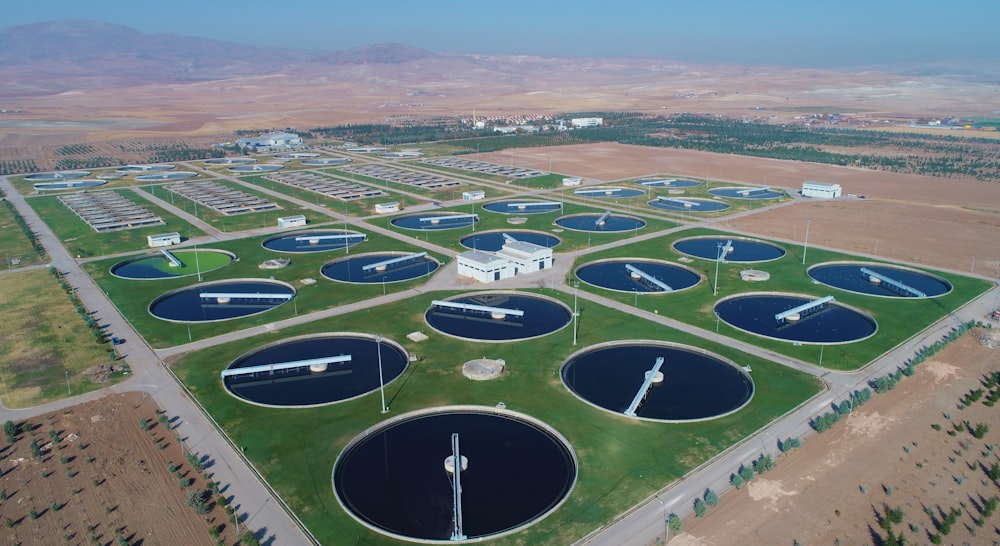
[2,190,47,259]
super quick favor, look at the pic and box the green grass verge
[571,227,994,370]
[24,190,206,258]
[0,195,47,268]
[172,289,824,545]
[0,269,126,408]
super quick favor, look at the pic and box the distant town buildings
[570,117,604,128]
[236,131,304,152]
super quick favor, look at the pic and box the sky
[5,0,1000,68]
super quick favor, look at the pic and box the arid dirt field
[668,330,1000,546]
[0,392,224,546]
[480,143,1000,277]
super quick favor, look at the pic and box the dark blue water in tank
[262,230,366,253]
[808,263,951,297]
[425,293,570,341]
[673,237,786,262]
[482,201,563,214]
[715,295,877,343]
[149,281,294,322]
[648,198,730,212]
[554,214,645,232]
[561,343,753,420]
[391,213,479,230]
[575,260,700,293]
[460,231,560,251]
[321,253,439,283]
[223,336,406,406]
[334,410,575,541]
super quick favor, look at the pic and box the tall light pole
[572,281,580,346]
[376,335,388,414]
[802,219,812,265]
[65,371,71,396]
[713,242,723,296]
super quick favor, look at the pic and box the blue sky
[5,0,999,68]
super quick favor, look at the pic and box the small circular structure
[708,186,784,199]
[148,279,295,323]
[460,230,560,252]
[444,455,469,473]
[463,358,505,380]
[391,212,478,231]
[634,178,701,188]
[333,407,576,542]
[134,171,198,181]
[228,164,284,173]
[110,249,236,280]
[321,252,439,284]
[648,197,730,213]
[33,179,108,191]
[807,262,952,298]
[24,171,89,181]
[573,186,644,199]
[554,213,645,233]
[302,157,352,166]
[273,152,320,160]
[117,164,174,173]
[714,292,878,344]
[561,341,754,421]
[426,292,571,342]
[673,236,786,262]
[204,157,256,165]
[740,269,771,282]
[222,333,408,407]
[575,259,701,293]
[482,200,563,215]
[262,230,367,253]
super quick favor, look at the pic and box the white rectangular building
[457,250,515,283]
[462,190,485,201]
[496,241,553,274]
[147,232,180,247]
[277,215,307,228]
[802,181,842,198]
[570,117,603,128]
[375,202,400,214]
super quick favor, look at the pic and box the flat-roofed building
[277,215,306,228]
[496,240,553,274]
[802,181,842,198]
[457,250,514,283]
[462,190,485,201]
[147,232,180,247]
[374,202,400,214]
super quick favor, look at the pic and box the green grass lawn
[172,289,824,545]
[0,269,126,408]
[0,196,47,268]
[84,230,447,348]
[570,227,994,370]
[24,190,206,259]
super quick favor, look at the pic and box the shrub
[30,438,42,460]
[972,422,989,439]
[730,472,744,490]
[693,497,706,518]
[179,477,193,488]
[3,420,17,443]
[739,464,755,482]
[987,463,1000,481]
[186,490,210,514]
[139,418,150,431]
[667,513,682,533]
[704,488,718,507]
[29,509,37,520]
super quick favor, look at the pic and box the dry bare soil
[0,392,225,546]
[669,331,1000,546]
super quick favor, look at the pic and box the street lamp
[713,242,723,296]
[65,371,71,396]
[376,335,388,413]
[802,219,812,265]
[572,281,580,346]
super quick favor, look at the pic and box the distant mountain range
[2,19,997,99]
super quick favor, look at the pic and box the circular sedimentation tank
[228,164,284,173]
[482,200,563,215]
[648,197,730,213]
[148,279,295,323]
[262,230,367,253]
[24,171,90,181]
[273,152,320,160]
[708,186,784,199]
[714,292,878,344]
[117,164,174,173]
[380,151,424,158]
[391,212,479,230]
[426,292,571,342]
[321,252,439,284]
[575,259,701,293]
[460,230,560,252]
[301,157,352,166]
[204,157,256,165]
[134,171,198,181]
[673,236,786,262]
[222,334,408,407]
[111,249,236,280]
[573,186,644,198]
[333,407,576,542]
[33,179,108,191]
[554,213,645,233]
[561,341,754,421]
[634,178,701,188]
[807,262,952,298]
